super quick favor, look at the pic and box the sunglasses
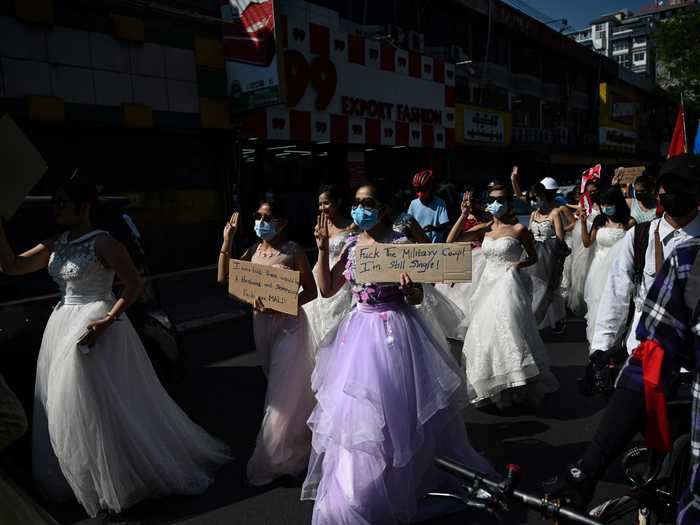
[486,196,507,204]
[352,198,380,210]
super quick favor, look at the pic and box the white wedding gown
[303,230,355,349]
[32,231,232,517]
[583,227,626,342]
[462,236,559,407]
[567,211,599,316]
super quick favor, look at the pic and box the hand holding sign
[354,243,472,284]
[228,259,300,315]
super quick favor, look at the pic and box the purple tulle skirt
[301,300,493,524]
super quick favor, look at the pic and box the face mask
[601,206,616,216]
[486,201,508,218]
[351,206,381,231]
[254,219,278,241]
[659,193,697,218]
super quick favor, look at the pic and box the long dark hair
[593,186,630,228]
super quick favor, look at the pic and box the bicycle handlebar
[434,457,603,525]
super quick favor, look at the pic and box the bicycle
[587,395,692,525]
[428,456,604,525]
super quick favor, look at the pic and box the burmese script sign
[354,243,472,284]
[229,260,300,315]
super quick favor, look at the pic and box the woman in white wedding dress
[0,181,232,518]
[455,183,559,408]
[581,187,634,342]
[567,179,601,316]
[303,185,356,349]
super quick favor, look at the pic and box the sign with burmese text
[354,243,472,284]
[229,259,300,315]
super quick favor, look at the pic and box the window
[633,51,646,63]
[612,40,629,52]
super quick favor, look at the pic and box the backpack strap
[632,221,652,287]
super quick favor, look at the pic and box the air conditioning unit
[447,45,468,63]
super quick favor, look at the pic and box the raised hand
[314,212,330,251]
[511,165,519,180]
[460,191,472,216]
[223,212,239,243]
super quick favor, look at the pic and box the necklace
[256,243,282,258]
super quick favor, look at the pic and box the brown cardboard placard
[228,259,300,315]
[354,243,472,284]
[0,115,48,220]
[618,166,645,187]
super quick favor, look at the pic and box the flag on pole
[667,104,687,158]
[694,120,700,156]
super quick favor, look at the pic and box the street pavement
[13,316,634,525]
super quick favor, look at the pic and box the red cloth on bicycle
[632,340,671,453]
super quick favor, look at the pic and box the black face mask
[659,193,697,218]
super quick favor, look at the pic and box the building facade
[567,0,698,85]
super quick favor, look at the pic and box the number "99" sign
[284,49,338,112]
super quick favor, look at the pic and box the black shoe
[542,463,596,511]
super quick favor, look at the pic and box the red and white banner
[240,1,455,149]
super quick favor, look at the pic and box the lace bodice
[47,231,115,305]
[530,220,556,242]
[596,227,626,248]
[342,232,407,304]
[481,236,523,266]
[328,230,354,266]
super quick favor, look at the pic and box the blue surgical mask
[351,206,381,231]
[601,206,617,216]
[254,219,278,241]
[486,201,508,218]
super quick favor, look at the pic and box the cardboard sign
[354,243,472,284]
[228,259,300,315]
[617,166,645,187]
[0,115,48,220]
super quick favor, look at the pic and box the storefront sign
[354,243,472,284]
[599,127,637,152]
[239,1,455,148]
[228,259,300,315]
[222,0,285,113]
[455,104,511,145]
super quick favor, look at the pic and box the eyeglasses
[352,198,379,210]
[486,196,507,204]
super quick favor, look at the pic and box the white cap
[540,177,559,191]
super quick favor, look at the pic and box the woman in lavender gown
[301,184,493,524]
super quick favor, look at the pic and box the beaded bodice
[47,231,115,304]
[531,219,556,242]
[481,236,523,267]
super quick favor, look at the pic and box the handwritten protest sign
[617,166,645,187]
[0,115,48,220]
[228,259,300,315]
[354,243,472,284]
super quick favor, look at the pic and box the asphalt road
[7,316,633,525]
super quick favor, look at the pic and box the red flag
[667,104,687,159]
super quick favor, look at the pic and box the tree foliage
[655,6,700,103]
